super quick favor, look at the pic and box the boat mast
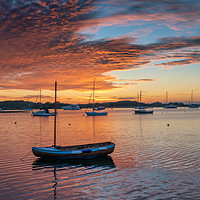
[40,89,41,104]
[139,90,142,103]
[92,78,95,111]
[191,90,193,104]
[54,81,57,147]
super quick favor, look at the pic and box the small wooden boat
[32,81,115,159]
[32,142,115,159]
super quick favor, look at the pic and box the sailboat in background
[163,91,177,109]
[61,104,81,110]
[32,89,55,116]
[85,78,108,116]
[188,90,199,108]
[32,81,115,159]
[133,91,145,109]
[134,91,153,114]
[23,98,33,111]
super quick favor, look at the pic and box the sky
[0,0,200,104]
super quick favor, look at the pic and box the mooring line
[21,150,32,161]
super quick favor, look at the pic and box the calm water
[0,108,199,199]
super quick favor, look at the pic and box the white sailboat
[163,91,177,109]
[32,81,115,159]
[85,78,107,116]
[134,91,153,114]
[62,104,81,110]
[188,90,199,108]
[32,89,55,116]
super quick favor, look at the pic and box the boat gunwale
[33,142,115,152]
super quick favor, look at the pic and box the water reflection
[32,156,115,169]
[32,156,115,200]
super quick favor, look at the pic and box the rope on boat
[20,150,32,161]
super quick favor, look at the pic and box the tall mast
[92,78,95,111]
[139,90,142,103]
[54,81,57,147]
[40,89,41,104]
[191,90,193,104]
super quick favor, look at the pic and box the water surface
[0,108,199,199]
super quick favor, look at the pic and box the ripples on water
[0,108,199,199]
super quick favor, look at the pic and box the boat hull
[32,112,55,116]
[188,104,199,108]
[86,111,107,116]
[32,143,115,159]
[135,110,153,114]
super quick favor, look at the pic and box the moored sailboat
[85,78,107,116]
[134,91,153,114]
[188,90,199,108]
[32,90,55,116]
[163,91,177,109]
[32,81,115,159]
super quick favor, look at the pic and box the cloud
[0,0,199,93]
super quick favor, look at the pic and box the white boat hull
[86,111,107,116]
[32,111,55,116]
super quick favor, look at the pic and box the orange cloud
[0,0,199,96]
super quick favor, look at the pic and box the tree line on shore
[0,100,194,110]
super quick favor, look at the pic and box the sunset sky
[0,0,200,104]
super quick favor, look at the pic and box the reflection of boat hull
[32,111,55,116]
[32,155,115,168]
[32,142,115,159]
[135,110,153,114]
[86,111,107,116]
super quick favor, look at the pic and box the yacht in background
[134,91,153,114]
[62,104,81,110]
[164,104,177,109]
[163,91,177,109]
[188,90,199,108]
[32,109,55,116]
[32,90,55,116]
[85,78,107,116]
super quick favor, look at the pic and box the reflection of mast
[54,81,57,147]
[138,115,143,137]
[166,91,168,104]
[92,78,95,111]
[53,167,57,200]
[39,117,42,145]
[92,117,96,142]
[32,156,115,200]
